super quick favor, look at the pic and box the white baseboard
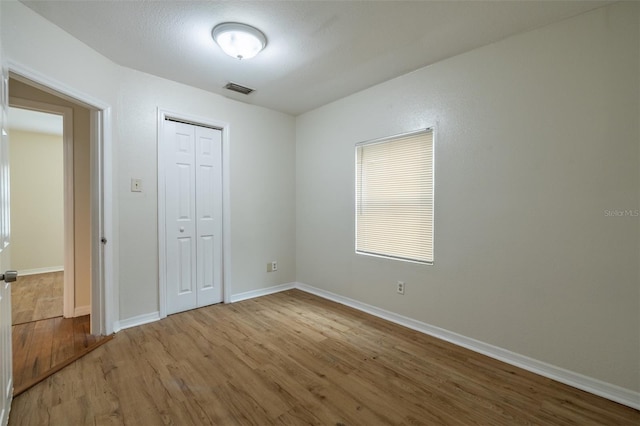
[115,283,295,331]
[295,282,640,410]
[17,266,64,276]
[74,305,90,317]
[114,311,160,332]
[229,282,296,303]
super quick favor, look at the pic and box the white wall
[2,0,119,316]
[3,0,638,402]
[2,1,297,322]
[296,2,639,393]
[8,129,63,272]
[117,68,296,319]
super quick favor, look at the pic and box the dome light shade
[212,22,267,60]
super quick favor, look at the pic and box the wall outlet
[267,261,278,272]
[397,281,405,295]
[131,178,142,192]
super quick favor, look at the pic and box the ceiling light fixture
[212,22,267,60]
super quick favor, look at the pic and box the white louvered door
[164,120,223,315]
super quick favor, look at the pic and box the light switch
[131,178,142,192]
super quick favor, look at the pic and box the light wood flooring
[11,315,111,396]
[9,289,640,425]
[11,272,63,325]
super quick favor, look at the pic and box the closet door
[165,121,198,314]
[195,126,223,307]
[164,120,223,315]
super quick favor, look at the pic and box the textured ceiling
[22,1,610,116]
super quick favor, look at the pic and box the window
[355,129,433,264]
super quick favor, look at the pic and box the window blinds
[355,129,433,264]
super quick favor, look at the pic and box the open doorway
[8,78,91,319]
[8,106,67,325]
[7,75,112,395]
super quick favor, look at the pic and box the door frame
[8,61,115,335]
[157,108,231,319]
[7,98,75,318]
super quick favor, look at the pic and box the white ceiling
[22,0,611,116]
[8,107,63,136]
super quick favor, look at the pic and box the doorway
[7,106,69,325]
[7,81,97,395]
[8,78,91,317]
[5,71,113,395]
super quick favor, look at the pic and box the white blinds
[355,129,433,263]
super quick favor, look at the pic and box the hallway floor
[12,315,111,395]
[10,271,111,395]
[11,272,63,325]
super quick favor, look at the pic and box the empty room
[0,0,638,425]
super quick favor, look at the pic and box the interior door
[0,65,13,424]
[165,121,197,314]
[164,120,223,315]
[194,126,223,307]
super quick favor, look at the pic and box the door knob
[179,227,185,233]
[0,270,17,283]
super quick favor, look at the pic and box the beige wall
[296,2,639,392]
[9,129,63,272]
[9,79,92,309]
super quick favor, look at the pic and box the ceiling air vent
[224,82,254,95]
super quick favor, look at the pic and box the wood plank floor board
[255,302,510,423]
[26,319,55,380]
[8,388,48,426]
[12,315,110,395]
[11,272,63,325]
[273,404,325,425]
[50,316,75,365]
[9,289,640,425]
[330,317,552,419]
[10,321,34,382]
[256,367,357,426]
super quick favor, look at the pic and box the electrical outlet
[131,178,142,192]
[397,281,405,295]
[267,261,278,272]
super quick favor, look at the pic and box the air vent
[224,82,254,95]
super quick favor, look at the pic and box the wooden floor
[9,290,640,425]
[11,272,63,325]
[11,315,111,396]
